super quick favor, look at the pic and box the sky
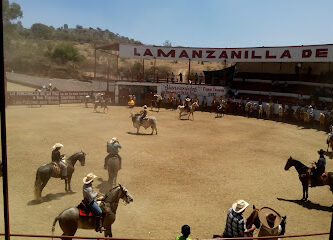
[12,0,333,48]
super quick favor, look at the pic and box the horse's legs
[151,126,154,135]
[105,226,112,237]
[65,179,68,192]
[68,177,72,192]
[305,185,309,201]
[136,127,139,134]
[39,177,50,200]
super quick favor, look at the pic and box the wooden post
[116,55,119,80]
[106,60,110,92]
[153,58,156,82]
[188,59,191,83]
[142,59,145,81]
[94,48,97,80]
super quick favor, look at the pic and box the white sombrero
[258,207,282,229]
[110,137,118,143]
[52,143,63,149]
[232,200,249,213]
[83,173,97,184]
[143,105,147,109]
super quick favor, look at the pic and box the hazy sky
[12,0,333,48]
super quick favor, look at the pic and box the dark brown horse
[52,184,133,239]
[34,151,86,201]
[284,156,333,201]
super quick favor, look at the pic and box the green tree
[31,23,53,39]
[2,0,23,24]
[49,43,83,63]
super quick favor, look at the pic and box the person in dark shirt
[51,143,67,179]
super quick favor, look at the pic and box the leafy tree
[31,23,53,39]
[48,43,83,63]
[64,24,68,31]
[2,0,23,24]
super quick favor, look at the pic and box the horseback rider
[51,143,67,180]
[104,137,122,170]
[310,149,326,185]
[82,173,105,233]
[184,96,191,111]
[139,105,148,123]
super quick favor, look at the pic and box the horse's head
[245,205,260,235]
[78,151,86,166]
[284,156,293,171]
[119,184,134,204]
[192,101,199,108]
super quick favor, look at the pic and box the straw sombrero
[232,200,249,213]
[83,173,97,184]
[258,207,282,229]
[110,137,118,143]
[52,143,63,149]
[143,105,148,109]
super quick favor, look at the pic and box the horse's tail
[34,169,42,200]
[51,215,60,233]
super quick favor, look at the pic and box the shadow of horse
[126,131,154,136]
[95,177,112,194]
[27,191,76,205]
[277,197,333,212]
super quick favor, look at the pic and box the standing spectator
[176,225,191,240]
[179,72,183,83]
[222,200,250,238]
[199,73,204,85]
[171,72,175,83]
[194,73,199,85]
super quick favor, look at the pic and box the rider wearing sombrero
[258,207,286,239]
[105,137,122,170]
[51,143,67,180]
[82,173,105,233]
[184,96,191,111]
[310,149,326,186]
[139,105,148,123]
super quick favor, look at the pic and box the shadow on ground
[277,197,332,212]
[126,131,154,135]
[28,191,76,205]
[95,177,112,194]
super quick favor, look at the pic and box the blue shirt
[317,156,326,167]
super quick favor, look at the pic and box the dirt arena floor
[1,103,332,239]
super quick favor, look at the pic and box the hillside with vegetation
[3,0,223,82]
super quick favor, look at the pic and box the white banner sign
[159,83,225,104]
[119,44,333,62]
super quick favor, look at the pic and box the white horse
[278,105,284,121]
[266,103,273,119]
[258,105,264,119]
[178,101,199,120]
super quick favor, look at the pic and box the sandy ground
[0,104,332,239]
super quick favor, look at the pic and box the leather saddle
[51,160,68,178]
[77,200,105,217]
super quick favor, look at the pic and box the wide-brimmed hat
[110,137,118,143]
[318,149,325,155]
[143,105,147,109]
[52,143,63,149]
[83,173,97,184]
[232,200,249,213]
[258,207,282,229]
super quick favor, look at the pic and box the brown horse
[284,156,333,201]
[34,151,86,201]
[52,184,133,239]
[178,101,199,120]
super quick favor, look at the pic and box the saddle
[77,200,105,217]
[51,160,68,178]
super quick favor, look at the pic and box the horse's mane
[290,157,309,170]
[66,151,84,164]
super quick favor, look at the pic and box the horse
[130,113,158,135]
[177,101,199,120]
[266,103,273,119]
[34,151,86,201]
[151,95,163,112]
[278,105,284,121]
[327,132,333,152]
[52,184,133,239]
[293,107,303,122]
[94,100,108,113]
[258,104,264,119]
[284,156,333,201]
[216,104,225,118]
[84,95,95,108]
[245,102,253,118]
[303,111,314,124]
[105,155,120,187]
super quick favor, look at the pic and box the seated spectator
[176,225,191,240]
